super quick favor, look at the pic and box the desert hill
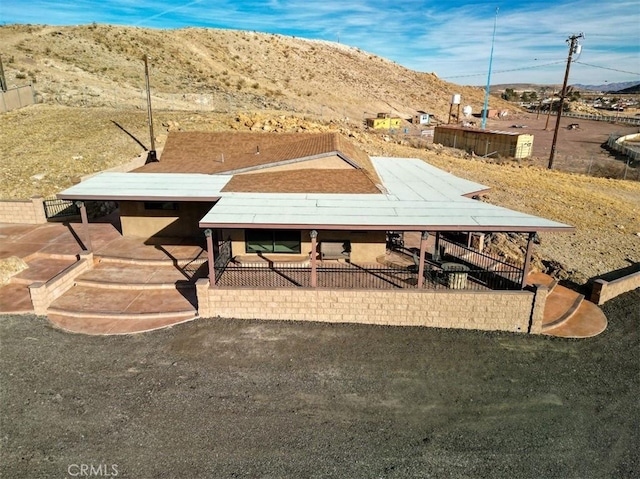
[0,24,514,121]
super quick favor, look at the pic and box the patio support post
[521,232,535,289]
[75,201,92,252]
[434,232,441,261]
[310,230,318,288]
[417,231,428,288]
[204,229,216,289]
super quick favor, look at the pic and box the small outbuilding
[366,113,402,130]
[412,111,431,125]
[433,125,534,159]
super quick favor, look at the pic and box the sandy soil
[1,289,638,478]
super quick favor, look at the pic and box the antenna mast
[481,7,499,130]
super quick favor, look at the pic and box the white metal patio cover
[198,157,573,232]
[58,157,573,233]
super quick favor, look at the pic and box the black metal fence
[439,238,524,290]
[214,238,232,283]
[43,197,80,220]
[211,235,527,291]
[215,261,522,291]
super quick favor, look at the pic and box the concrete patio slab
[0,284,33,313]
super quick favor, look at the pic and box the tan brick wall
[200,287,536,333]
[29,252,94,315]
[0,197,46,224]
[195,278,212,318]
[591,271,640,305]
[528,285,548,334]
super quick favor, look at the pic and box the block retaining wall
[0,196,47,224]
[591,268,640,305]
[196,281,547,334]
[29,252,94,315]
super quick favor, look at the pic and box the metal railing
[439,238,525,289]
[215,260,522,291]
[214,238,232,282]
[543,110,640,126]
[43,197,80,220]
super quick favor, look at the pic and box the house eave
[58,193,223,202]
[198,221,575,234]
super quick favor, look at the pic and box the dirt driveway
[1,290,638,478]
[484,114,640,179]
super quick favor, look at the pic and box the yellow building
[366,113,402,130]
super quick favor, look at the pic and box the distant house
[366,113,402,129]
[412,111,430,125]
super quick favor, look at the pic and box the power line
[443,60,565,79]
[573,61,640,76]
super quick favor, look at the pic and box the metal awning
[57,158,574,233]
[57,172,232,202]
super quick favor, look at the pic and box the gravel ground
[1,289,638,478]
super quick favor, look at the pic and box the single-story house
[57,131,573,333]
[59,130,567,266]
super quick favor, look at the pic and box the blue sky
[1,0,638,86]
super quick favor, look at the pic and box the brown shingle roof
[134,131,382,185]
[221,169,381,194]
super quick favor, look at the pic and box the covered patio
[207,230,528,291]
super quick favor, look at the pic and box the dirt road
[1,289,638,478]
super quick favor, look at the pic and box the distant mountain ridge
[572,81,640,93]
[491,81,640,94]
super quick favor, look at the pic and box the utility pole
[0,55,7,92]
[143,54,157,163]
[548,33,583,169]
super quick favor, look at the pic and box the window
[245,229,301,254]
[144,202,178,211]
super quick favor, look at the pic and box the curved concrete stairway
[527,272,607,338]
[47,240,208,335]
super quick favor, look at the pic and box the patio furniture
[320,241,351,261]
[386,232,404,251]
[441,262,470,289]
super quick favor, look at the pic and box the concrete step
[97,255,207,268]
[47,311,197,335]
[75,263,206,290]
[526,271,558,292]
[10,257,78,285]
[46,284,198,335]
[542,300,608,338]
[541,284,585,331]
[47,285,198,317]
[75,279,197,290]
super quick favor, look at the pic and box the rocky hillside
[0,24,515,121]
